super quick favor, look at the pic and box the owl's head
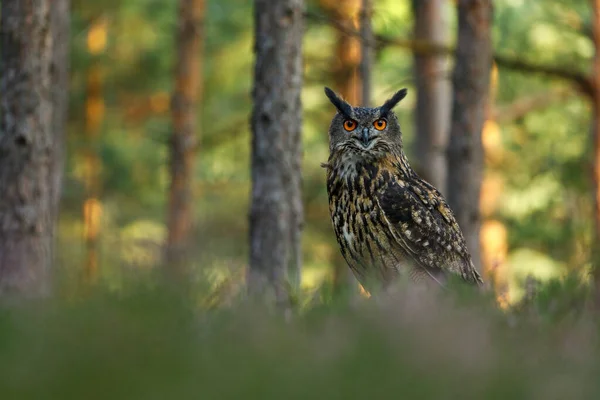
[324,87,407,157]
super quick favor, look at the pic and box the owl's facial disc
[341,115,389,150]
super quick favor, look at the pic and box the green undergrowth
[0,277,598,400]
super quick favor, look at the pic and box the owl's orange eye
[343,120,357,131]
[373,119,387,131]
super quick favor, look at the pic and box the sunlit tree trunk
[480,64,509,304]
[0,0,55,296]
[165,0,205,271]
[321,0,362,295]
[322,0,361,104]
[249,0,304,304]
[83,18,107,283]
[591,0,600,307]
[447,0,493,274]
[359,0,373,107]
[411,0,451,194]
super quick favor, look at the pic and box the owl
[322,87,483,292]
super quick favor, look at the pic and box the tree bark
[165,0,205,270]
[321,0,361,294]
[411,0,451,194]
[446,0,493,274]
[480,65,509,301]
[322,0,361,104]
[359,0,373,107]
[0,0,55,297]
[249,0,304,303]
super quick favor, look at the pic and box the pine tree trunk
[0,0,55,296]
[359,0,373,107]
[411,0,451,194]
[249,0,304,303]
[446,0,493,273]
[321,0,361,294]
[327,0,361,104]
[82,19,107,283]
[480,65,509,301]
[165,0,205,270]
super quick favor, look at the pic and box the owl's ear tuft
[380,88,408,115]
[324,87,353,118]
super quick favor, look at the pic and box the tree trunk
[480,64,509,302]
[249,0,304,303]
[411,0,451,194]
[165,0,205,271]
[359,0,373,107]
[591,0,600,307]
[446,0,493,273]
[0,0,55,297]
[321,0,361,294]
[83,18,107,284]
[328,0,361,104]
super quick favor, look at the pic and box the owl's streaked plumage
[323,87,482,291]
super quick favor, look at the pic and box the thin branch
[491,87,574,123]
[306,10,594,97]
[493,54,593,97]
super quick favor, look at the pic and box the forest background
[60,0,594,303]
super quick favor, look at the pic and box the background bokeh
[61,0,593,303]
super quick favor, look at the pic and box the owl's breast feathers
[326,152,483,287]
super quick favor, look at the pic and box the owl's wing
[375,178,483,285]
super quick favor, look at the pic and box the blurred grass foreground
[0,278,598,400]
